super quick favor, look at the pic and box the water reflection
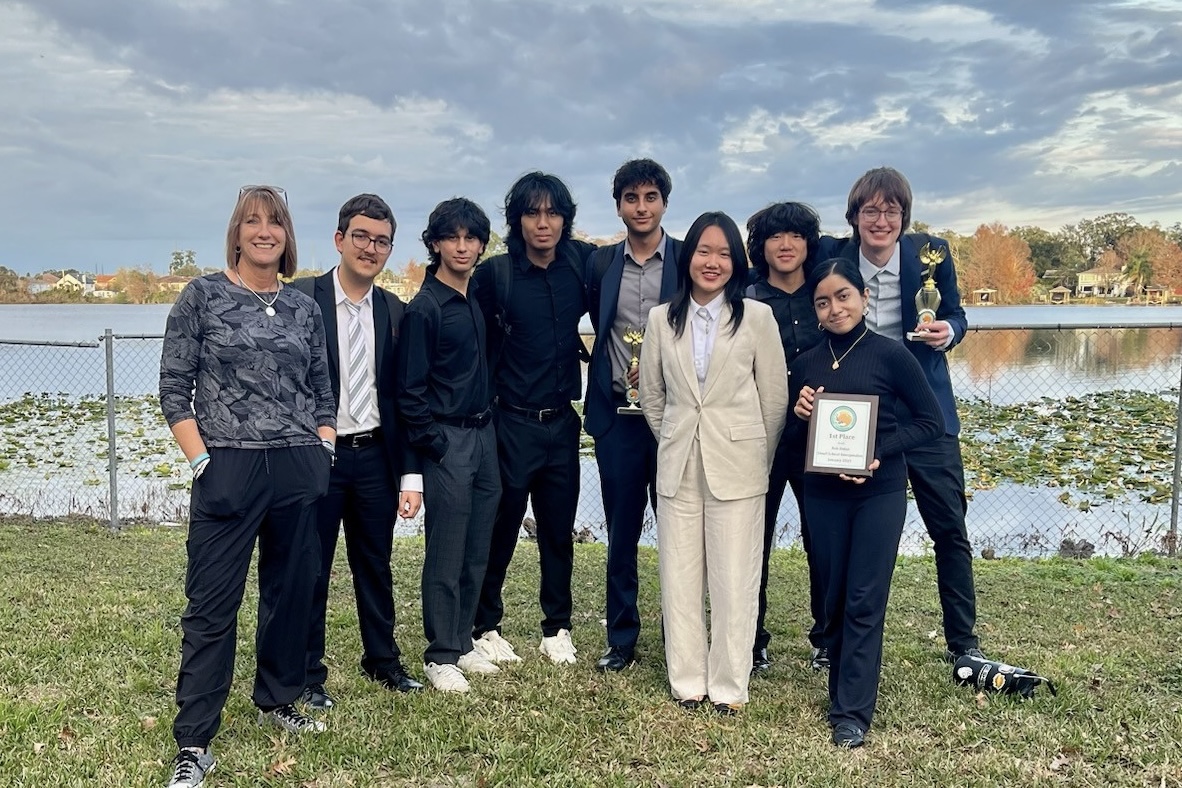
[955,327,1182,405]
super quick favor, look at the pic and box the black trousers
[421,423,501,666]
[475,405,580,638]
[173,444,329,749]
[594,409,658,650]
[305,439,401,685]
[907,434,978,653]
[755,437,824,652]
[806,490,906,732]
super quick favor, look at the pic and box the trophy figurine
[909,242,947,340]
[617,326,645,415]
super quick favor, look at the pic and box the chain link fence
[1,324,1179,557]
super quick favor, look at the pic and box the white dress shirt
[860,244,904,342]
[333,267,380,435]
[332,267,422,494]
[860,242,956,349]
[691,293,725,393]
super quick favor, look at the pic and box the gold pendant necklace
[829,327,869,370]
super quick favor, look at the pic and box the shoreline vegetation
[0,389,1178,557]
[0,520,1178,786]
[6,210,1182,306]
[4,291,1182,307]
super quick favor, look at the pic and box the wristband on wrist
[189,452,210,469]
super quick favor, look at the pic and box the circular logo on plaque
[829,406,856,432]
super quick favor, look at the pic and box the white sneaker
[473,630,523,663]
[539,628,578,665]
[423,662,470,693]
[457,649,501,675]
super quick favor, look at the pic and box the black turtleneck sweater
[787,320,944,499]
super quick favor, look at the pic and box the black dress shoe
[713,702,742,716]
[943,646,986,664]
[832,723,865,748]
[677,697,704,711]
[596,646,635,672]
[809,647,830,671]
[751,648,771,674]
[299,682,334,710]
[364,662,424,693]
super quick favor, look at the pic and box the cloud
[1,0,1179,274]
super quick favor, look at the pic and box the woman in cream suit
[639,211,788,714]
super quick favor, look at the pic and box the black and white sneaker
[258,703,327,733]
[166,748,216,788]
[299,682,335,710]
[809,647,830,671]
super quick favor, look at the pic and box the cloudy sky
[2,0,1180,275]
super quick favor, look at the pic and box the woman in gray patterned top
[159,185,336,788]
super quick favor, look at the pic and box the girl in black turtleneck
[789,257,944,749]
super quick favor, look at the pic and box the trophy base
[616,405,644,415]
[906,331,928,341]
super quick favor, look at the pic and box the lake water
[1,303,1179,556]
[4,303,1182,342]
[3,303,1181,403]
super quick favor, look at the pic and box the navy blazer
[291,271,419,479]
[584,235,682,438]
[817,233,966,436]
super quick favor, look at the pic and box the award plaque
[617,326,645,415]
[805,392,879,476]
[908,242,947,341]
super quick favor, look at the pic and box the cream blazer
[639,300,788,500]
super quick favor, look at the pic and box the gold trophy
[617,326,645,415]
[908,243,947,340]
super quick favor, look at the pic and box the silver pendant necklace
[236,271,281,317]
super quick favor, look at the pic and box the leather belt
[338,428,381,449]
[497,400,568,422]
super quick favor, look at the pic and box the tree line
[2,217,1180,306]
[934,214,1182,303]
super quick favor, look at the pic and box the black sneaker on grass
[258,703,327,733]
[809,646,830,671]
[166,748,216,788]
[299,682,335,710]
[943,646,986,663]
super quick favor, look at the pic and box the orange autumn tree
[960,223,1036,304]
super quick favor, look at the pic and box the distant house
[382,273,420,301]
[26,273,58,295]
[159,275,192,293]
[53,273,83,292]
[93,274,118,299]
[1075,268,1130,298]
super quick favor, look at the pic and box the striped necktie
[344,300,372,425]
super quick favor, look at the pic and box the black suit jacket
[292,271,419,481]
[583,235,682,438]
[818,234,966,435]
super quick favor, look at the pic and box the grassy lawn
[0,519,1179,787]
